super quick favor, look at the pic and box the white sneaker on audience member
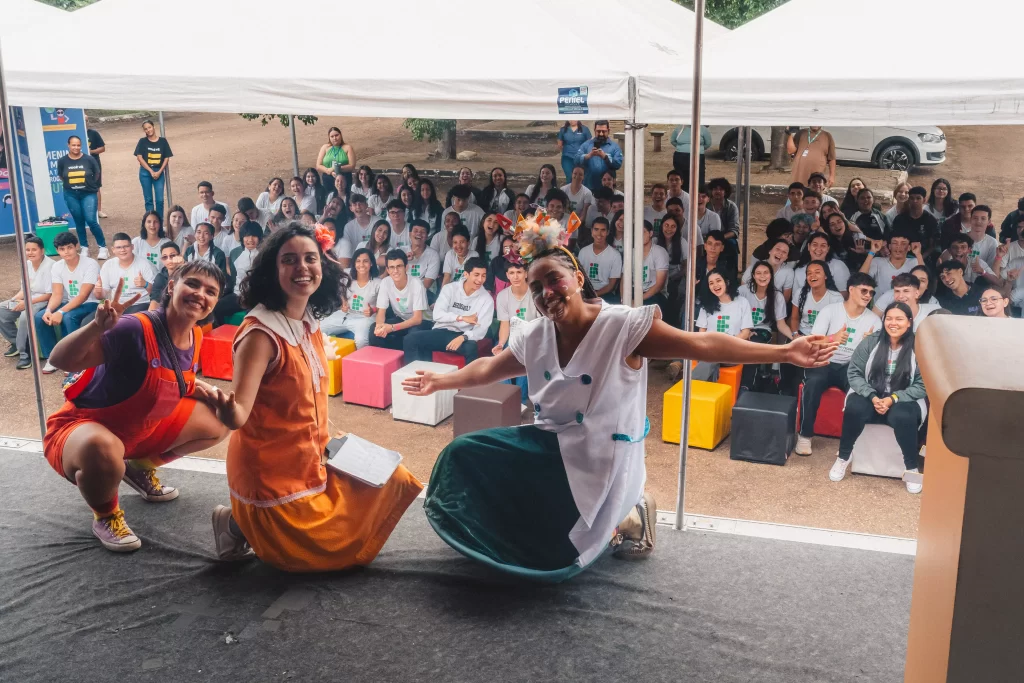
[905,469,923,494]
[97,247,109,260]
[42,361,58,374]
[829,456,851,482]
[795,435,813,456]
[80,246,89,257]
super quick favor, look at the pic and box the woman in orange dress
[206,222,423,570]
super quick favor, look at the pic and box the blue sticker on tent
[557,86,589,115]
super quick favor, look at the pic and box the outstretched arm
[633,318,835,368]
[402,348,525,396]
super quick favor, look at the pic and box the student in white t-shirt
[36,231,101,372]
[0,235,54,369]
[876,272,940,331]
[189,181,226,228]
[577,217,622,303]
[167,206,195,251]
[406,220,442,294]
[738,260,794,390]
[92,232,155,319]
[945,234,1000,287]
[795,272,881,455]
[792,233,851,293]
[333,195,375,267]
[643,183,668,236]
[686,269,754,383]
[742,239,795,303]
[789,260,845,337]
[629,220,669,308]
[492,258,538,354]
[561,166,595,226]
[385,199,412,253]
[212,221,264,326]
[503,193,532,227]
[403,257,494,365]
[872,264,938,316]
[441,185,485,239]
[860,231,918,295]
[321,248,381,348]
[132,211,173,269]
[441,226,479,287]
[212,208,242,255]
[472,213,504,264]
[369,249,429,352]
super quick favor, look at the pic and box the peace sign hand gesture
[94,278,141,331]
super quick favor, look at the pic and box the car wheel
[877,143,915,171]
[720,130,739,161]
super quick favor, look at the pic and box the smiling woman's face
[528,257,583,322]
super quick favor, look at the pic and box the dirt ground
[2,114,1022,538]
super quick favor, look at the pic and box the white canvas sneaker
[829,456,851,482]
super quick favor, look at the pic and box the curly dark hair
[160,260,226,309]
[528,247,599,300]
[696,267,739,316]
[238,222,348,319]
[796,259,839,314]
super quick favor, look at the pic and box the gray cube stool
[453,384,523,437]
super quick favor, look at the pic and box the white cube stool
[390,361,459,426]
[850,424,906,478]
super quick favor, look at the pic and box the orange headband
[557,245,581,273]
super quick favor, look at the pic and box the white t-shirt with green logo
[643,206,667,235]
[346,277,381,315]
[696,297,754,336]
[811,303,881,364]
[496,287,538,323]
[408,247,441,284]
[51,256,100,304]
[577,244,623,291]
[99,256,156,305]
[738,287,786,332]
[642,244,670,291]
[375,276,428,322]
[561,183,594,220]
[442,249,479,282]
[797,289,845,335]
[132,237,172,269]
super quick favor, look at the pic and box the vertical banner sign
[0,107,40,237]
[557,86,589,116]
[40,107,87,222]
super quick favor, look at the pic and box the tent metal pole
[631,124,646,307]
[0,37,48,441]
[742,126,752,271]
[289,115,300,178]
[675,0,706,532]
[158,111,173,208]
[622,79,636,306]
[735,127,746,270]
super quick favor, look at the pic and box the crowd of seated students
[8,143,1023,489]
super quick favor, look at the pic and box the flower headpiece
[313,223,335,253]
[513,210,582,264]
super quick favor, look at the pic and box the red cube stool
[795,384,846,438]
[199,324,238,381]
[432,338,493,369]
[341,347,405,408]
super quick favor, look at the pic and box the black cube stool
[729,392,797,465]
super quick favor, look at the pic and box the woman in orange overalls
[43,261,231,552]
[205,223,422,570]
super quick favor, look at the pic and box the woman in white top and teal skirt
[403,215,835,582]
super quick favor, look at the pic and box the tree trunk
[437,124,457,160]
[769,126,789,171]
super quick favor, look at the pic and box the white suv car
[711,126,946,171]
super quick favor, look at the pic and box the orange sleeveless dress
[226,317,422,572]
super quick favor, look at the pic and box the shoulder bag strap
[143,311,187,398]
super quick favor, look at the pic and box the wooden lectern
[905,316,1024,682]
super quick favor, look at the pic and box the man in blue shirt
[574,120,623,192]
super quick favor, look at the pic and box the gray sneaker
[122,465,179,502]
[92,509,142,552]
[612,492,657,560]
[212,505,254,561]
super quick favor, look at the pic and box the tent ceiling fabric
[4,0,710,121]
[637,0,1024,125]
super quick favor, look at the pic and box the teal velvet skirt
[424,425,589,582]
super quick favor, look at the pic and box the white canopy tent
[638,0,1024,125]
[1,0,66,31]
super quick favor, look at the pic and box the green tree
[403,119,457,160]
[239,114,318,127]
[675,0,787,29]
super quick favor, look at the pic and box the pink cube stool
[341,347,405,408]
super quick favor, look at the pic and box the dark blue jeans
[139,167,166,219]
[34,302,99,358]
[64,191,106,248]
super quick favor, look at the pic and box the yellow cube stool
[662,379,732,449]
[326,337,358,396]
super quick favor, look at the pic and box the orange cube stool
[200,324,238,381]
[689,360,743,405]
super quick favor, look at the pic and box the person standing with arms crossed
[133,120,173,220]
[85,116,107,218]
[57,135,107,260]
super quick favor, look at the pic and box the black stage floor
[0,450,912,682]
